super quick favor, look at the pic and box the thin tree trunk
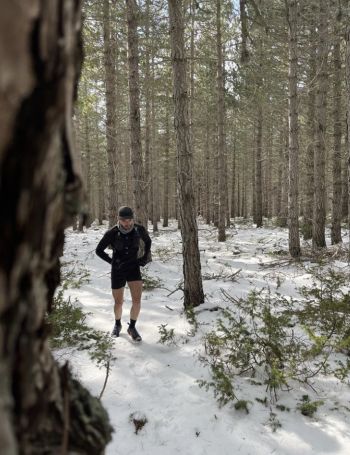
[303,36,316,240]
[216,0,227,241]
[205,108,211,224]
[255,106,263,227]
[231,128,236,218]
[151,57,159,232]
[313,0,328,249]
[168,0,204,308]
[163,99,170,227]
[278,123,289,227]
[126,0,148,228]
[275,129,283,218]
[83,113,93,227]
[239,0,250,63]
[331,14,342,244]
[144,0,152,218]
[265,122,272,218]
[103,0,118,227]
[287,0,301,258]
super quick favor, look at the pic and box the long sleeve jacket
[95,224,151,267]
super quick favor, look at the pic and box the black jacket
[95,224,151,267]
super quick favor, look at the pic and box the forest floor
[59,219,350,455]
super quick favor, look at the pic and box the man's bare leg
[128,280,143,320]
[127,280,143,340]
[112,287,124,319]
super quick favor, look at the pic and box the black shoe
[111,323,122,337]
[127,325,142,342]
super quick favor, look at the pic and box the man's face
[118,217,134,230]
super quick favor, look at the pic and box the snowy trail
[62,222,350,455]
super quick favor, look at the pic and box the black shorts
[111,265,142,289]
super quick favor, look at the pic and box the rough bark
[342,134,349,219]
[216,0,227,241]
[0,1,112,454]
[346,4,350,255]
[162,99,170,227]
[231,128,237,218]
[103,0,118,226]
[126,0,148,228]
[275,129,283,218]
[303,32,316,240]
[239,0,250,63]
[144,0,152,218]
[278,122,289,227]
[313,0,328,249]
[255,106,263,227]
[287,0,301,258]
[168,0,204,308]
[204,107,211,224]
[151,57,159,232]
[331,14,342,244]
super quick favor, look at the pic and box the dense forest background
[3,2,350,453]
[77,0,350,256]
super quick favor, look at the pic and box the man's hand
[138,257,147,267]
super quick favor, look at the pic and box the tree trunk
[231,128,237,218]
[151,57,159,232]
[103,0,118,227]
[303,34,316,240]
[287,0,301,258]
[204,108,211,224]
[331,14,342,244]
[255,106,263,227]
[126,0,148,228]
[0,1,112,453]
[239,0,250,63]
[278,122,289,227]
[313,0,328,249]
[144,0,152,218]
[216,0,227,241]
[342,134,349,219]
[163,98,170,227]
[83,112,93,227]
[168,0,204,308]
[275,129,283,218]
[346,4,350,256]
[265,122,272,218]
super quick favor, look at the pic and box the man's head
[118,206,134,230]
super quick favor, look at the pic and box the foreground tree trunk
[0,1,112,454]
[346,4,350,257]
[287,0,301,258]
[168,0,204,308]
[126,0,148,228]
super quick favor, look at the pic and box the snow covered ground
[61,220,350,455]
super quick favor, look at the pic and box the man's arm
[138,227,152,266]
[95,231,114,264]
[143,229,152,256]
